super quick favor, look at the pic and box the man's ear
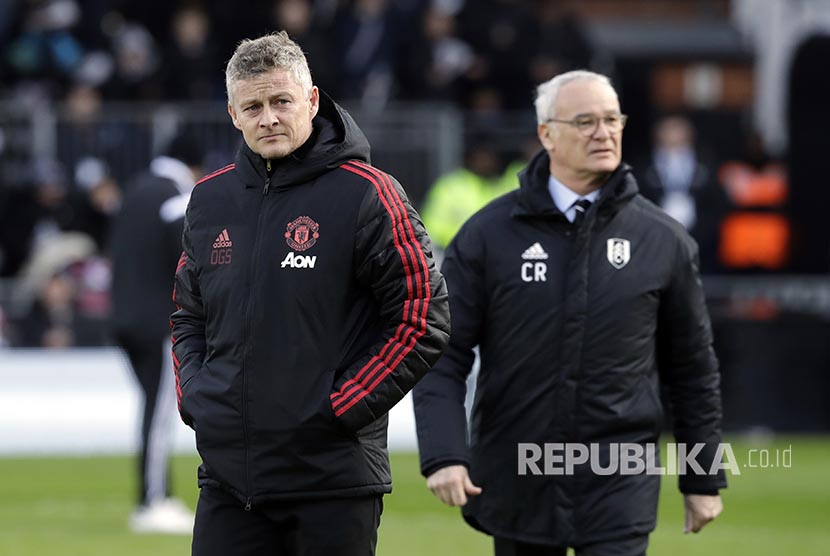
[228,102,242,131]
[309,86,320,119]
[538,123,555,152]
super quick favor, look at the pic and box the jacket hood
[513,149,638,218]
[234,89,371,189]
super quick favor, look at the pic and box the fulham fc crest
[606,238,630,269]
[285,216,320,251]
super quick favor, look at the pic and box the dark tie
[572,199,592,227]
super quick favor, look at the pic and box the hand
[425,465,482,507]
[683,494,723,534]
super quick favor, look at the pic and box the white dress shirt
[548,175,601,223]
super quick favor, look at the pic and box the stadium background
[1,0,830,554]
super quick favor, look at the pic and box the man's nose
[260,104,279,127]
[592,120,612,139]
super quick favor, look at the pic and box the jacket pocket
[179,359,204,393]
[325,371,360,440]
[178,361,205,426]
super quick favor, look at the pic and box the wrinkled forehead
[231,69,306,102]
[555,79,620,116]
[230,68,307,100]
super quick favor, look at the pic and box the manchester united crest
[284,216,320,251]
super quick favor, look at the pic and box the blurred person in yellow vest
[420,136,517,250]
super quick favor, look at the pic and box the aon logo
[281,251,317,269]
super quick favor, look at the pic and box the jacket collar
[512,149,638,219]
[233,89,371,189]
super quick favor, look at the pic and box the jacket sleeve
[413,222,485,477]
[657,236,727,493]
[329,168,451,432]
[170,211,206,427]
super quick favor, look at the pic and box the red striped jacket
[171,93,449,504]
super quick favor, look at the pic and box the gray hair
[533,70,617,124]
[225,31,313,102]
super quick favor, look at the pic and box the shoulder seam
[337,160,389,184]
[195,163,235,187]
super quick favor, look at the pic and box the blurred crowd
[0,0,594,108]
[0,0,791,349]
[0,0,599,348]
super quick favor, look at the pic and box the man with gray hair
[414,70,725,555]
[171,31,449,555]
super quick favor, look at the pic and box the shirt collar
[548,174,601,214]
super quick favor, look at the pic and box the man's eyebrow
[238,90,297,107]
[571,111,620,118]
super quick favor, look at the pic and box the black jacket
[413,150,725,546]
[111,157,193,341]
[171,92,450,505]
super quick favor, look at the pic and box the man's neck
[549,167,606,197]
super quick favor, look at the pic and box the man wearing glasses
[414,70,726,555]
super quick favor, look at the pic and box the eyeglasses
[545,114,628,136]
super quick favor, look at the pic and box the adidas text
[281,252,317,269]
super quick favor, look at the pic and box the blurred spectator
[456,0,536,108]
[466,85,507,129]
[419,135,515,250]
[57,82,151,185]
[161,4,219,100]
[103,21,161,100]
[10,231,107,347]
[333,0,408,108]
[109,130,204,534]
[529,5,594,85]
[396,5,476,103]
[5,158,79,273]
[69,156,122,250]
[637,115,729,273]
[4,0,85,99]
[717,132,790,272]
[272,0,337,95]
[498,133,540,192]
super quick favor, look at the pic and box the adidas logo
[521,242,548,260]
[213,229,232,248]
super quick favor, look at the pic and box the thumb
[464,475,482,496]
[684,506,693,534]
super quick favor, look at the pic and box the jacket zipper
[263,160,272,195]
[239,159,272,509]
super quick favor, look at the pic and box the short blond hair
[225,31,312,103]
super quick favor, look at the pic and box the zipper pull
[263,159,272,195]
[244,497,252,511]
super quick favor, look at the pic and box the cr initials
[521,262,547,282]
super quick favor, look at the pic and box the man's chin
[252,145,290,160]
[592,160,620,173]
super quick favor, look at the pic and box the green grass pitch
[1,437,829,555]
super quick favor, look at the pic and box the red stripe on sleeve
[330,163,419,408]
[330,162,432,416]
[195,163,235,187]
